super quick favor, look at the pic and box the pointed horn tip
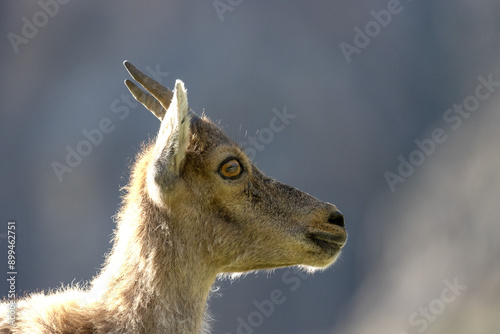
[124,79,137,90]
[123,60,137,73]
[124,79,136,92]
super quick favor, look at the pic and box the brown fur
[0,62,347,333]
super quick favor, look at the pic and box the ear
[147,80,191,203]
[123,61,191,203]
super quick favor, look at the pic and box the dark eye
[219,158,243,179]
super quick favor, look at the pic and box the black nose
[328,211,345,228]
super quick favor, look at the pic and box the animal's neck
[91,205,217,333]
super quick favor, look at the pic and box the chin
[300,251,343,273]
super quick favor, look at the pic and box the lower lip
[308,231,347,246]
[310,237,343,251]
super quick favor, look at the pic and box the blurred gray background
[1,1,499,333]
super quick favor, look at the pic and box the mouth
[307,229,347,250]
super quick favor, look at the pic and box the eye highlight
[219,158,243,179]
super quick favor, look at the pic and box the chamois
[0,61,347,333]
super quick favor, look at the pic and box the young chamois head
[123,61,346,274]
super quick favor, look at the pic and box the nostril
[328,211,345,228]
